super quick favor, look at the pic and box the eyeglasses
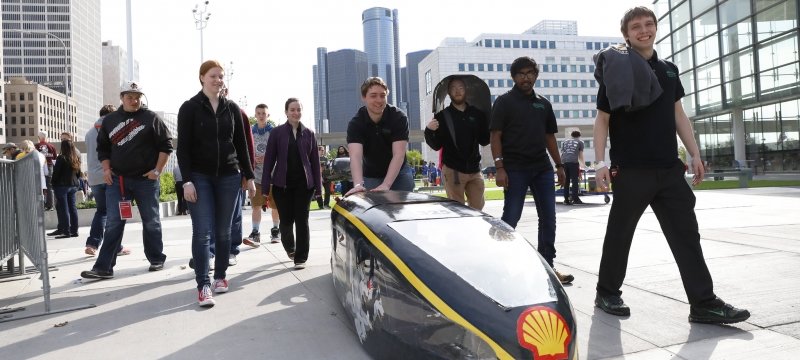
[516,71,537,79]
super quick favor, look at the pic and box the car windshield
[388,217,557,307]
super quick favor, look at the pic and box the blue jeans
[502,168,557,267]
[54,186,78,234]
[364,164,415,191]
[188,172,241,289]
[86,184,123,253]
[210,189,243,256]
[92,175,165,273]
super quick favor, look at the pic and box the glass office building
[654,0,799,172]
[362,7,401,106]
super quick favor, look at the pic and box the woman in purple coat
[261,98,322,270]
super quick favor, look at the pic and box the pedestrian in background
[178,60,255,307]
[336,145,353,195]
[261,98,322,270]
[36,131,57,211]
[83,105,130,257]
[244,103,281,247]
[560,130,585,205]
[173,164,187,216]
[49,140,81,239]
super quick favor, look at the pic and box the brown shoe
[555,269,574,284]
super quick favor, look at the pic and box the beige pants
[442,164,485,210]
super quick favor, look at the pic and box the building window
[561,80,568,87]
[513,40,520,48]
[562,95,569,103]
[488,79,495,87]
[540,41,547,48]
[522,40,529,48]
[468,63,475,71]
[478,63,485,71]
[425,70,432,95]
[503,40,511,48]
[586,42,593,50]
[494,39,501,47]
[531,40,539,49]
[20,93,25,101]
[548,41,556,49]
[458,63,465,71]
[561,65,568,72]
[485,39,493,48]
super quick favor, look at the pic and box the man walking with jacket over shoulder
[81,82,173,279]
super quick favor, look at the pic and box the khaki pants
[442,164,485,210]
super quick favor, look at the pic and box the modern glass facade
[325,49,368,133]
[362,7,400,105]
[655,0,800,172]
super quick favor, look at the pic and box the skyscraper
[325,49,368,133]
[313,47,329,133]
[404,50,432,133]
[362,7,400,105]
[102,41,139,106]
[1,0,102,139]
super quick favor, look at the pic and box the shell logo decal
[517,306,571,360]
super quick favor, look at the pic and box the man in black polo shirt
[593,6,749,324]
[346,77,414,195]
[490,56,572,285]
[424,76,490,210]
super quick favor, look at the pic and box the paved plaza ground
[1,186,799,359]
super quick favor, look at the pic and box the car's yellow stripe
[334,206,513,360]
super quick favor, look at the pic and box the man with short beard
[424,76,489,210]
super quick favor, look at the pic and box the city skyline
[100,0,643,129]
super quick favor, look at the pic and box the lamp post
[192,1,211,63]
[11,30,70,134]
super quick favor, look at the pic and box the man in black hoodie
[424,77,489,210]
[81,82,173,279]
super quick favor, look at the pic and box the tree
[406,149,422,177]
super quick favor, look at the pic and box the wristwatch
[493,156,503,162]
[153,169,161,176]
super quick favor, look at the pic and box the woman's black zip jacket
[177,91,255,183]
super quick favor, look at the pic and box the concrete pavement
[1,186,799,359]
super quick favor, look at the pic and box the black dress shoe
[70,233,79,237]
[47,230,64,236]
[595,294,631,316]
[54,234,72,239]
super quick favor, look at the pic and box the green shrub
[159,193,177,202]
[161,172,175,195]
[77,200,96,209]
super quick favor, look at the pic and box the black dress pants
[272,186,313,263]
[596,161,716,305]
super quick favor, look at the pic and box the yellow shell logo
[517,306,571,360]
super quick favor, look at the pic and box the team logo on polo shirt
[666,70,677,78]
[532,103,546,110]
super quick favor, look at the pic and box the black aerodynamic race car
[331,191,577,360]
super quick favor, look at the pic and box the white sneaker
[198,285,215,307]
[229,254,237,266]
[213,278,229,293]
[294,262,306,270]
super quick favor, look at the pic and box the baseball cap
[120,81,144,95]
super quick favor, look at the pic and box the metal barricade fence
[0,154,94,322]
[0,158,20,272]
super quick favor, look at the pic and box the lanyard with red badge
[119,176,133,219]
